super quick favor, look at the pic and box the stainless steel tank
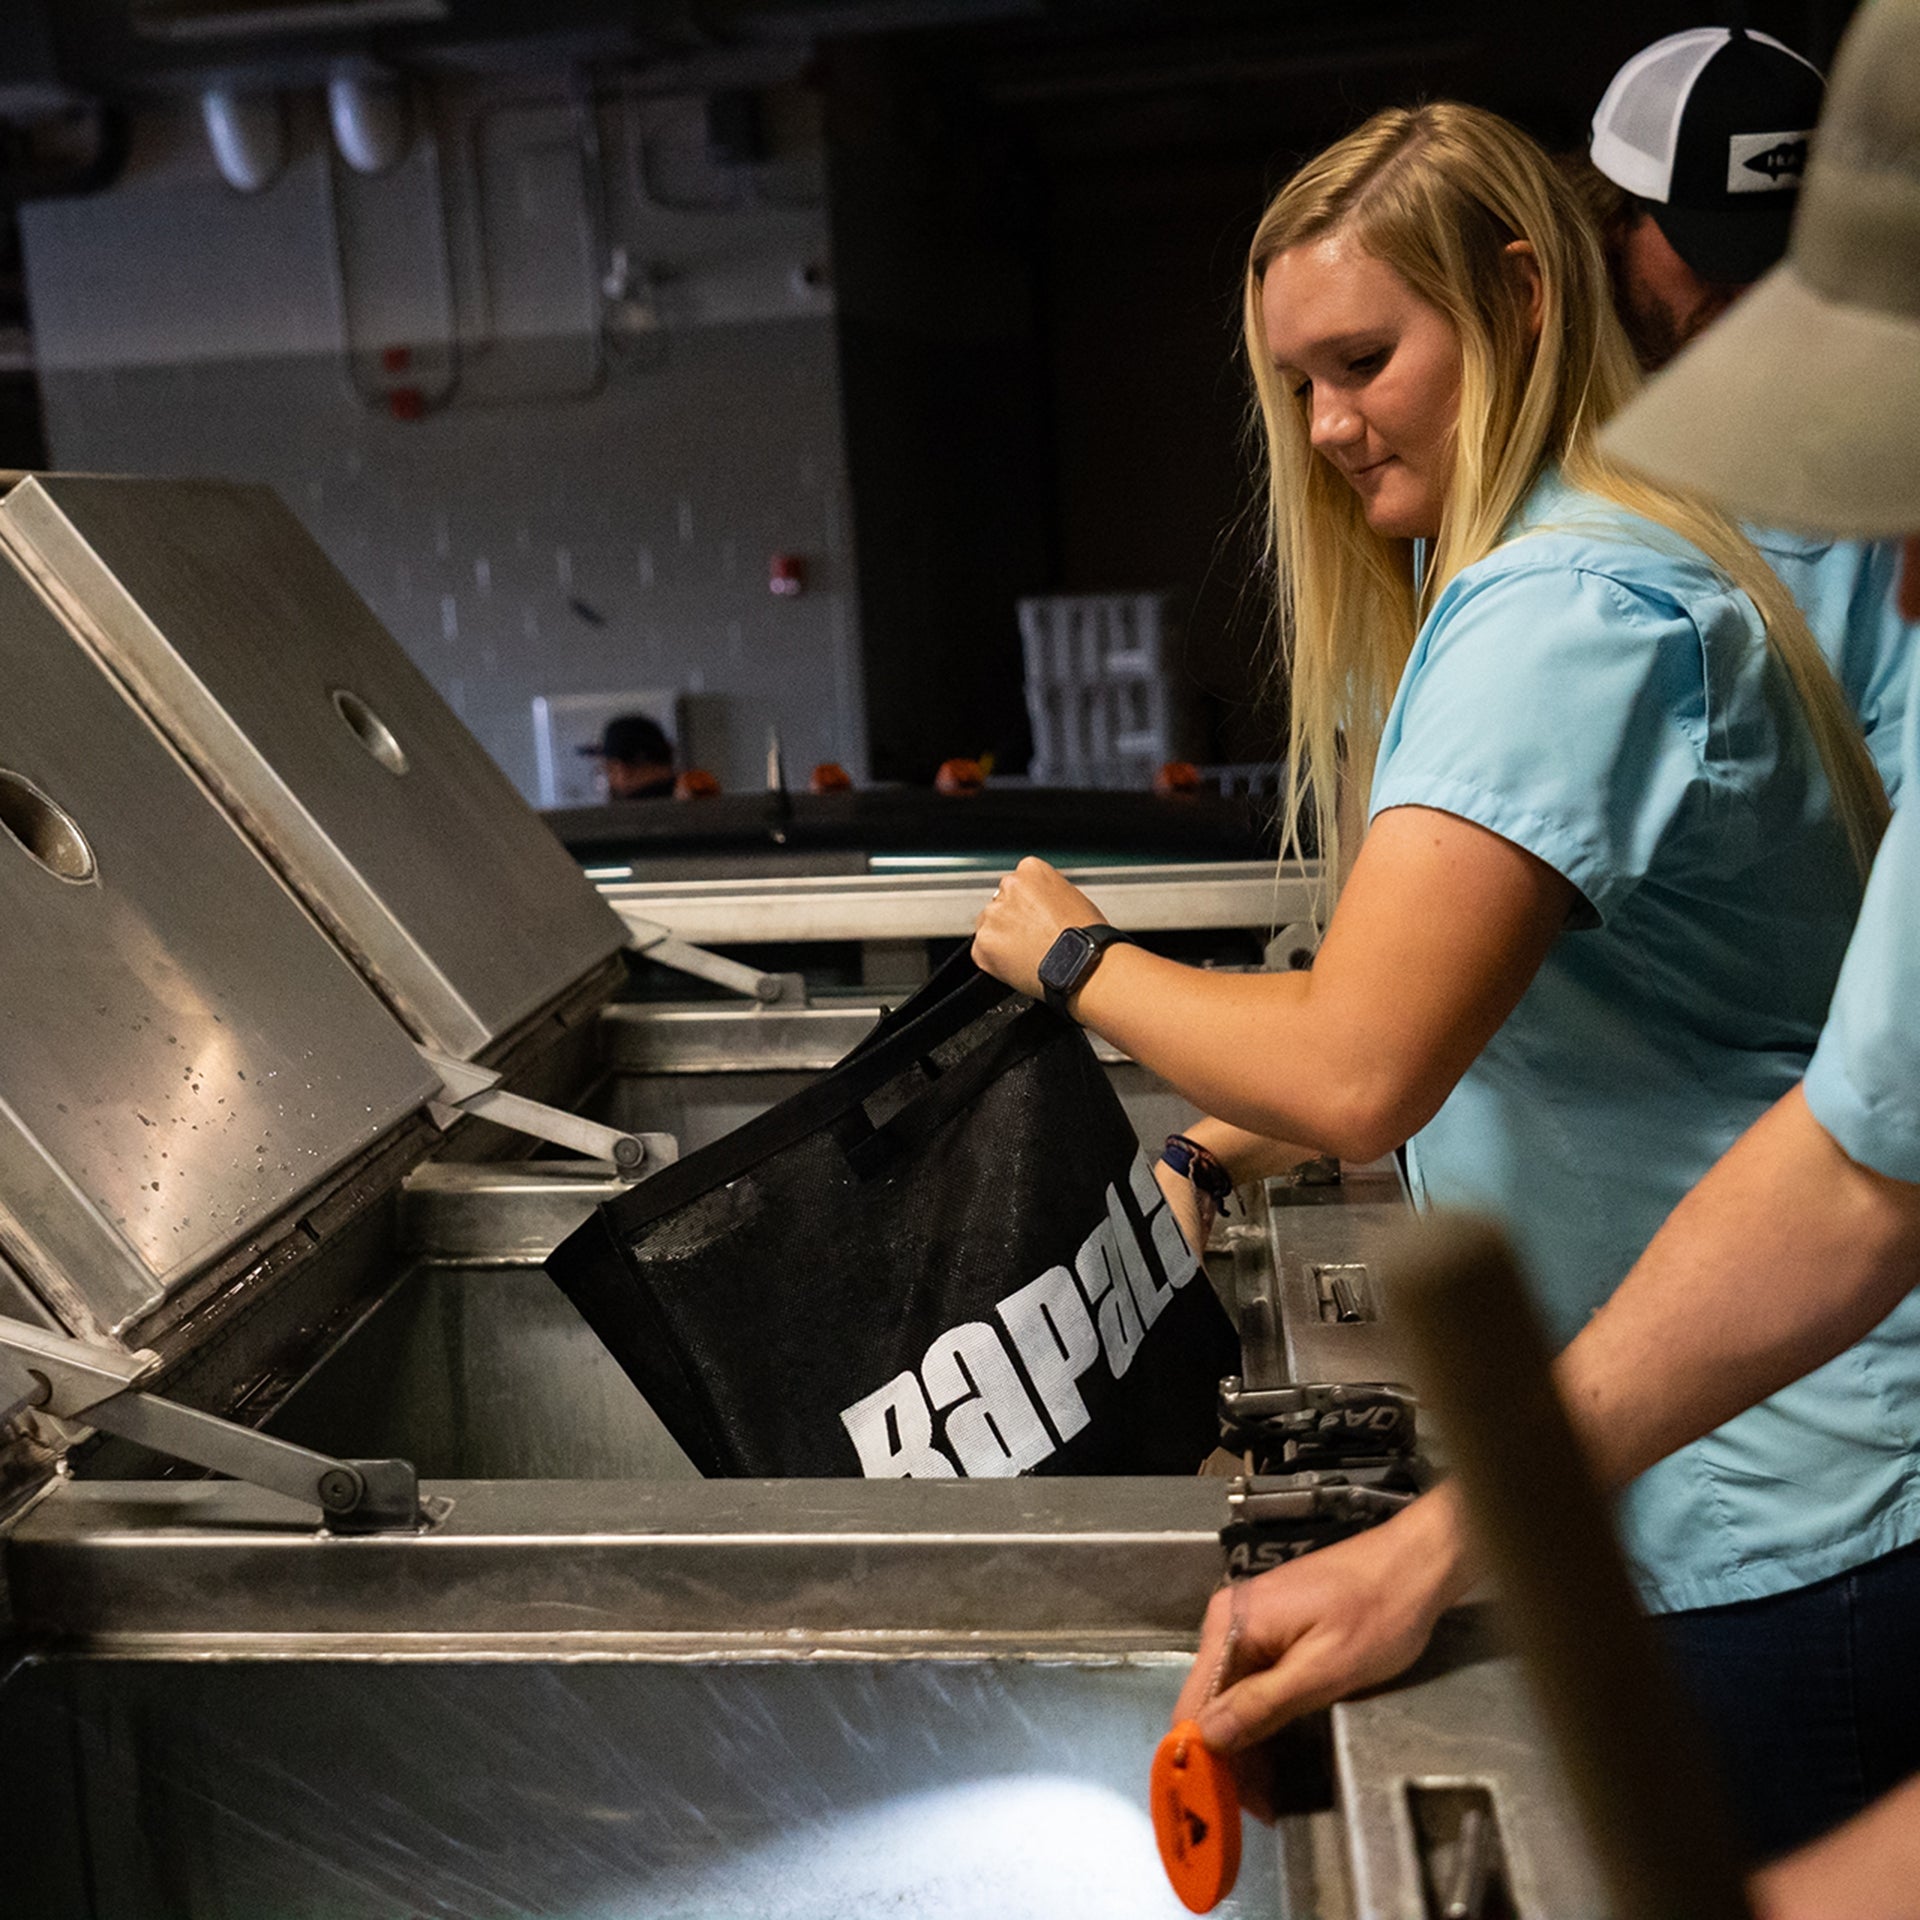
[0,475,1605,1918]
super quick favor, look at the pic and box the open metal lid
[0,475,628,1061]
[0,547,440,1341]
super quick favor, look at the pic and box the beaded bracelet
[1160,1133,1234,1215]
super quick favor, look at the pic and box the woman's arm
[1180,1118,1327,1185]
[973,805,1577,1163]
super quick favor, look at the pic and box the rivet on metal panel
[317,1465,364,1512]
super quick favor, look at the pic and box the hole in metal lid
[0,770,96,883]
[332,688,409,776]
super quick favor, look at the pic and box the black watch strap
[1039,923,1133,1013]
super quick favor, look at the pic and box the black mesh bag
[547,950,1239,1478]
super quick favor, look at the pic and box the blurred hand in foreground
[1173,1485,1474,1808]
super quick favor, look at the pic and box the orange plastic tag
[1151,1719,1242,1913]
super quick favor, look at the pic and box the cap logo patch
[1727,129,1811,194]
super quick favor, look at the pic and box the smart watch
[1037,923,1134,1013]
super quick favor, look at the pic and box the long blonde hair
[1249,102,1887,888]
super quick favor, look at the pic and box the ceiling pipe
[327,69,410,175]
[200,87,288,194]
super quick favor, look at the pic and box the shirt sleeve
[1370,558,1720,924]
[1853,547,1918,804]
[1804,655,1920,1183]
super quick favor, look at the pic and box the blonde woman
[972,101,1911,1857]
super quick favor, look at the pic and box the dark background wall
[0,0,1871,791]
[825,39,1054,784]
[825,0,1863,780]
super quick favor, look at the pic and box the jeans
[1656,1532,1920,1862]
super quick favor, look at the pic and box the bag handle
[597,954,1035,1234]
[840,1001,1063,1181]
[843,945,1011,1063]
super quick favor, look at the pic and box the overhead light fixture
[200,87,287,194]
[328,68,409,175]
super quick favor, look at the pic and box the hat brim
[1647,199,1795,287]
[1600,264,1920,539]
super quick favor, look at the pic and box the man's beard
[1609,240,1740,374]
[1618,279,1687,373]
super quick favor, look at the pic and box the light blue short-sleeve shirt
[1753,530,1914,800]
[1806,649,1920,1181]
[1373,469,1920,1614]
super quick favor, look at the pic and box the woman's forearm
[973,811,1575,1162]
[1079,946,1377,1154]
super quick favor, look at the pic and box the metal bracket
[616,909,807,1006]
[1218,1377,1418,1473]
[416,1046,656,1176]
[1220,1464,1422,1578]
[0,1313,441,1534]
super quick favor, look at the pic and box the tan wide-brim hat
[1602,0,1920,539]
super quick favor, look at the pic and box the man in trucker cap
[1601,5,1920,1906]
[1174,4,1920,1902]
[1603,14,1920,539]
[1583,23,1911,796]
[1597,3,1920,1904]
[1588,24,1825,369]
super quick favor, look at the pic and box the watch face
[1038,926,1095,996]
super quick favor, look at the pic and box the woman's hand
[972,857,1106,1001]
[1170,1486,1473,1808]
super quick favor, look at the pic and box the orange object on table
[1155,760,1203,797]
[1150,1720,1242,1912]
[673,768,721,800]
[809,761,854,793]
[934,757,985,795]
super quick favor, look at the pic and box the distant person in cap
[581,714,676,801]
[1148,0,1920,1893]
[1579,24,1915,797]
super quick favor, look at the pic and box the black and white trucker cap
[1602,0,1920,539]
[1590,27,1825,285]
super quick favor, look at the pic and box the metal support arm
[0,1313,439,1534]
[416,1046,657,1175]
[618,910,805,1005]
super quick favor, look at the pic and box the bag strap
[841,1000,1064,1181]
[598,955,1032,1234]
[842,943,1008,1062]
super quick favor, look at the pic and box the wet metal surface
[0,544,436,1335]
[266,1260,699,1481]
[0,1656,1283,1919]
[1337,1610,1606,1920]
[3,1477,1231,1652]
[0,474,627,1059]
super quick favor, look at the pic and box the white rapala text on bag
[838,1151,1202,1476]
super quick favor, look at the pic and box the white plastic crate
[1018,593,1186,788]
